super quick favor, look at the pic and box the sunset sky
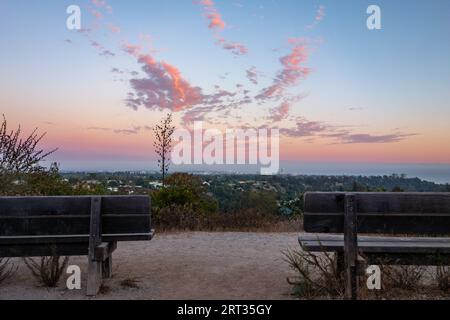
[1,0,450,171]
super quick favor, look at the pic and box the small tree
[153,114,175,186]
[0,115,56,174]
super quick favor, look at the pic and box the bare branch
[0,115,57,175]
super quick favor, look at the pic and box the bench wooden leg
[345,261,358,300]
[102,254,112,279]
[336,252,345,277]
[344,194,358,300]
[87,197,103,297]
[87,258,102,296]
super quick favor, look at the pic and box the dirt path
[0,232,299,300]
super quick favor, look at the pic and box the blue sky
[1,0,450,168]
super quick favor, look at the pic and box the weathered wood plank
[101,242,116,279]
[0,243,89,258]
[87,197,102,297]
[0,216,151,237]
[305,192,450,214]
[0,196,150,216]
[0,196,151,238]
[101,196,150,216]
[344,194,358,300]
[94,242,117,260]
[299,234,450,254]
[0,197,92,217]
[304,192,450,235]
[299,234,450,265]
[0,232,154,245]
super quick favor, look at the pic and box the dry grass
[24,256,70,287]
[436,265,450,292]
[381,265,426,291]
[99,284,111,295]
[283,247,344,299]
[155,205,301,233]
[120,277,141,289]
[0,258,18,285]
[283,246,450,300]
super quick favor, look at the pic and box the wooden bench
[0,196,154,296]
[299,192,450,299]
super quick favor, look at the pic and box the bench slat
[0,196,151,239]
[299,234,450,254]
[0,216,150,237]
[0,196,150,216]
[303,192,450,235]
[0,231,155,258]
[0,231,155,245]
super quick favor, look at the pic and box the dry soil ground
[0,232,299,300]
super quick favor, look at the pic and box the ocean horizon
[57,161,450,185]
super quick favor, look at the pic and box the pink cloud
[90,0,113,18]
[306,5,326,30]
[92,0,106,7]
[216,37,248,55]
[207,12,226,30]
[246,67,259,85]
[124,44,204,112]
[256,40,310,101]
[198,0,248,56]
[270,101,291,122]
[268,94,307,122]
[107,24,121,33]
[90,9,103,20]
[200,0,226,30]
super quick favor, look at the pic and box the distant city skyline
[1,0,450,169]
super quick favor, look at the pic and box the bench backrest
[0,196,151,240]
[303,192,450,235]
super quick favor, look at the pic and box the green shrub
[152,173,218,229]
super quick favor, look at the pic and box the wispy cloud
[325,132,417,144]
[65,1,419,151]
[90,40,115,57]
[246,67,259,85]
[200,0,226,30]
[198,0,248,56]
[306,5,326,30]
[270,101,291,122]
[88,125,152,135]
[282,118,416,145]
[216,38,248,55]
[107,23,121,34]
[256,39,310,101]
[91,0,112,14]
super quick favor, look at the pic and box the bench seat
[0,231,155,258]
[299,233,450,265]
[0,231,155,245]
